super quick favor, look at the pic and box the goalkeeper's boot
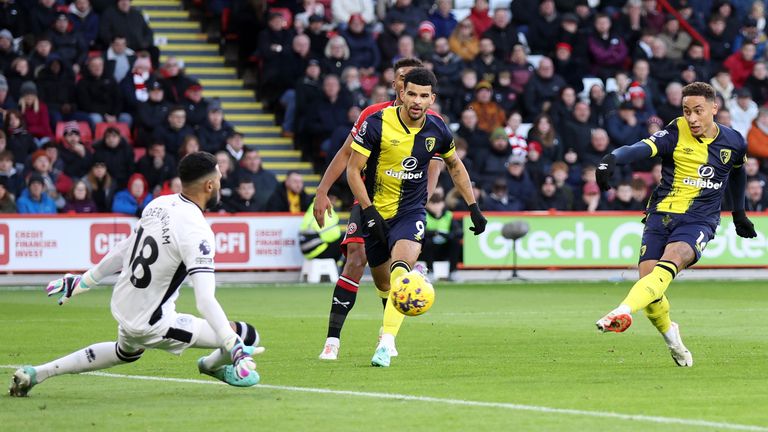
[199,346,260,387]
[319,338,339,360]
[197,357,227,382]
[377,326,398,357]
[371,344,391,367]
[221,363,260,387]
[9,366,37,397]
[226,345,260,387]
[665,322,693,367]
[596,310,633,333]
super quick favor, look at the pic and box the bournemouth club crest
[720,149,731,164]
[425,137,436,152]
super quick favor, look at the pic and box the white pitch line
[1,365,766,431]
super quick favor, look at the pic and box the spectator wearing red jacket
[723,41,757,88]
[18,81,52,146]
[468,0,493,36]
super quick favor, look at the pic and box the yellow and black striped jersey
[642,117,747,218]
[351,106,456,220]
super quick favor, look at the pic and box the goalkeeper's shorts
[117,312,208,356]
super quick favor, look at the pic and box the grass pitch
[0,280,766,431]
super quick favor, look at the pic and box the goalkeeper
[10,152,263,397]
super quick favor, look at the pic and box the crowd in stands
[0,0,313,216]
[225,0,768,220]
[3,0,768,225]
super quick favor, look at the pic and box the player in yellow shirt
[347,69,486,367]
[595,82,757,366]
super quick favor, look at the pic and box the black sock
[327,275,359,339]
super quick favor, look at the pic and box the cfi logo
[425,137,436,152]
[401,156,418,171]
[698,164,715,179]
[199,239,212,255]
[720,149,731,164]
[346,222,358,235]
[359,121,367,136]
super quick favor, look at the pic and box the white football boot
[377,326,398,357]
[319,338,339,360]
[665,322,693,367]
[9,366,37,397]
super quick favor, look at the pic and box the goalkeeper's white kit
[97,193,239,349]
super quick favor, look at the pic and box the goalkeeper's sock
[621,260,678,313]
[382,261,410,338]
[326,274,359,338]
[645,294,672,335]
[201,348,229,371]
[34,342,128,383]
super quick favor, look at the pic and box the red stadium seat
[133,147,146,162]
[94,122,133,145]
[55,121,93,149]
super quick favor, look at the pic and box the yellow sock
[382,261,410,337]
[382,295,406,337]
[645,295,672,334]
[390,266,408,283]
[621,261,678,313]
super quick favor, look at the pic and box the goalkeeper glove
[226,337,263,379]
[46,273,92,305]
[732,210,757,239]
[468,203,487,235]
[596,154,616,191]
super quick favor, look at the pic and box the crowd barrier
[0,213,303,272]
[2,212,767,273]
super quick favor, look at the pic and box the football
[390,271,435,316]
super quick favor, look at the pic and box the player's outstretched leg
[320,243,365,360]
[9,342,138,397]
[645,295,692,367]
[597,260,679,333]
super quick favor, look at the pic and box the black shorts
[640,212,716,266]
[364,209,426,267]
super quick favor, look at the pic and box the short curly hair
[682,82,716,101]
